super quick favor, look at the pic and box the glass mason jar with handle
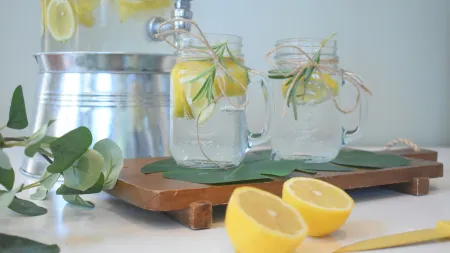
[268,37,369,163]
[170,33,273,169]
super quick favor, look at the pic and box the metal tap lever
[147,0,193,41]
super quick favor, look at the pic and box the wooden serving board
[105,148,443,230]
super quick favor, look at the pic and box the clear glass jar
[269,38,368,163]
[170,33,272,168]
[40,0,173,53]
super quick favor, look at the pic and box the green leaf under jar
[0,233,60,253]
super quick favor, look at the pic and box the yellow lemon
[117,0,171,22]
[171,60,212,121]
[213,58,248,97]
[47,0,77,42]
[282,177,354,237]
[74,0,101,28]
[281,73,339,102]
[171,59,247,123]
[40,0,47,37]
[225,186,308,253]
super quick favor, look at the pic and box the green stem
[0,125,6,131]
[19,173,55,192]
[2,141,27,148]
[20,182,41,191]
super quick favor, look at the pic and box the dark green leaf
[56,173,104,195]
[297,162,355,172]
[25,136,58,157]
[294,169,317,175]
[331,150,411,168]
[163,166,272,184]
[62,195,94,208]
[6,194,47,216]
[0,167,14,191]
[0,233,60,253]
[93,138,123,190]
[63,150,104,191]
[140,158,179,174]
[7,85,28,130]
[47,127,92,173]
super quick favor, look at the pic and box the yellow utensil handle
[335,222,450,253]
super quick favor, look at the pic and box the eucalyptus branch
[39,149,53,164]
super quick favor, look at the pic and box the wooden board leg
[165,201,213,230]
[383,177,430,196]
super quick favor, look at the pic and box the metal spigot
[147,0,193,41]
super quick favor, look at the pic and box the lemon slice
[117,0,171,22]
[282,177,354,237]
[74,0,101,28]
[184,79,216,125]
[40,0,47,37]
[47,0,77,42]
[225,187,308,253]
[213,58,248,97]
[282,73,339,102]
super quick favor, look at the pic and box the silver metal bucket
[21,52,176,177]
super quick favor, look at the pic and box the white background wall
[0,0,449,147]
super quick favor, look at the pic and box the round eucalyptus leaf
[0,150,12,170]
[30,186,48,201]
[93,139,124,190]
[63,150,104,191]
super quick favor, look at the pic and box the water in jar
[170,59,249,168]
[270,73,343,163]
[40,0,173,53]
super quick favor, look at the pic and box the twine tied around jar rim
[265,34,372,117]
[156,18,263,169]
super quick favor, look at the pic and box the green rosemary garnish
[187,41,251,105]
[268,33,337,120]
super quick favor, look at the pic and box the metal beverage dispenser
[21,0,194,177]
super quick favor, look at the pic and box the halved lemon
[225,186,308,253]
[282,73,339,102]
[47,0,77,42]
[282,177,354,237]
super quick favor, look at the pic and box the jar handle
[342,73,369,144]
[246,71,273,147]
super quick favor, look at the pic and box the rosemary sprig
[268,33,337,120]
[186,41,251,106]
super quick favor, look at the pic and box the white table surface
[1,147,449,253]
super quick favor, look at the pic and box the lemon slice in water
[74,0,101,28]
[47,0,77,42]
[117,0,171,22]
[184,78,216,125]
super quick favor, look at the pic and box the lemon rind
[285,178,354,211]
[233,186,308,239]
